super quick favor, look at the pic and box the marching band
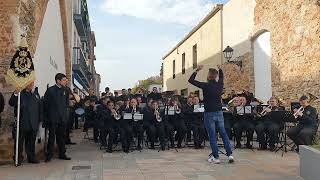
[5,72,319,166]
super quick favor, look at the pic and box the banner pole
[15,92,21,167]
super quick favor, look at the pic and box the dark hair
[114,92,118,95]
[107,101,114,105]
[128,88,132,91]
[122,89,126,91]
[55,73,66,82]
[105,87,109,90]
[299,95,308,101]
[101,92,106,96]
[207,68,218,81]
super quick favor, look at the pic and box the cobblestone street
[0,130,302,180]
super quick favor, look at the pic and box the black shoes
[105,149,113,153]
[235,143,242,149]
[59,155,71,160]
[66,141,77,145]
[28,159,40,164]
[45,156,52,163]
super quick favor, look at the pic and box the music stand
[275,111,296,156]
[160,104,178,152]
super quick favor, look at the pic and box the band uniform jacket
[9,90,41,131]
[43,85,69,127]
[297,105,318,128]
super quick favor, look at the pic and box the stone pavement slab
[0,130,303,180]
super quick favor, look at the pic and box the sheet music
[236,106,245,115]
[165,106,175,115]
[133,113,143,121]
[245,106,252,114]
[123,113,132,120]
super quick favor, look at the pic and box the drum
[75,108,85,116]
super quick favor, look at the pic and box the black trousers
[14,129,37,162]
[120,123,133,151]
[46,123,67,158]
[100,125,114,150]
[131,122,144,148]
[166,120,187,146]
[233,120,255,145]
[287,125,316,146]
[255,121,281,147]
[145,122,166,147]
[190,122,206,147]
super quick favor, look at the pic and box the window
[173,60,176,79]
[182,53,186,74]
[193,44,198,69]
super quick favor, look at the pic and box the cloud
[101,0,216,26]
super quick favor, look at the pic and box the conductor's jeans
[204,111,232,158]
[287,125,316,146]
[46,123,66,158]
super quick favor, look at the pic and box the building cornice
[162,4,223,60]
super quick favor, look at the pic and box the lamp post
[223,46,242,68]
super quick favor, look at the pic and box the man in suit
[9,82,41,165]
[43,73,71,162]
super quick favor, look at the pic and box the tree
[132,76,162,93]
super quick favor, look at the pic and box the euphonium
[174,103,181,114]
[155,108,162,122]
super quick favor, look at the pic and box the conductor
[188,65,234,164]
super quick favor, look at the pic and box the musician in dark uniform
[165,98,187,148]
[119,89,129,102]
[233,95,255,149]
[124,98,144,150]
[119,102,133,153]
[288,95,318,152]
[182,96,194,142]
[255,97,285,151]
[191,96,206,149]
[43,73,71,162]
[83,98,96,135]
[143,100,166,150]
[96,100,116,153]
[9,82,41,165]
[147,87,162,101]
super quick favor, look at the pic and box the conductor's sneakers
[227,156,234,163]
[208,155,220,164]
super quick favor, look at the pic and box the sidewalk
[0,129,302,180]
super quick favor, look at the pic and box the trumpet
[154,108,162,122]
[294,106,304,119]
[132,105,137,114]
[112,110,122,120]
[259,105,272,117]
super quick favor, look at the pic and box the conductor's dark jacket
[43,85,68,127]
[9,90,41,131]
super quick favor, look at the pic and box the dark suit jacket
[43,85,68,126]
[9,90,41,131]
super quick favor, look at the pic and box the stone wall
[0,0,49,162]
[222,53,255,94]
[253,0,320,108]
[223,0,320,109]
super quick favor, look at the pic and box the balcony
[72,48,90,90]
[74,14,87,37]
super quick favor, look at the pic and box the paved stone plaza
[0,130,303,180]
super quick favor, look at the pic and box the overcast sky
[87,0,229,92]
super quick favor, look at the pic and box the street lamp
[223,46,234,61]
[223,46,242,68]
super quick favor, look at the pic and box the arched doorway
[253,31,272,103]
